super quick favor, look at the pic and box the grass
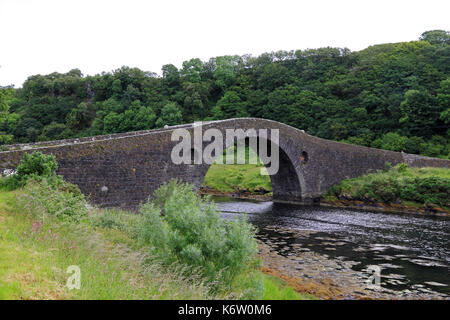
[0,189,216,299]
[325,164,450,209]
[0,191,68,299]
[262,275,316,300]
[0,185,314,300]
[203,163,272,193]
[202,146,272,193]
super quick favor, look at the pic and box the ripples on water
[213,196,450,296]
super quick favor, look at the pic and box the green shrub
[360,176,400,203]
[397,162,408,173]
[1,151,59,190]
[17,151,57,179]
[138,180,260,290]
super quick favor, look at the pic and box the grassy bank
[0,185,317,299]
[202,163,272,194]
[202,153,449,215]
[0,189,215,299]
[0,151,315,299]
[202,147,272,194]
[324,164,450,213]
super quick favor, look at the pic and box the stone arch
[198,130,304,203]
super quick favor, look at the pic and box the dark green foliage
[155,102,182,127]
[0,151,60,190]
[3,31,449,158]
[16,151,57,177]
[399,176,449,206]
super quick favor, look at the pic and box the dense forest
[0,30,449,158]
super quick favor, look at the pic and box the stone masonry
[0,118,448,209]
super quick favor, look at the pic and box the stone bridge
[0,118,449,209]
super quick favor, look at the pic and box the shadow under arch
[200,135,303,203]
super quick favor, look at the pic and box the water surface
[213,196,450,296]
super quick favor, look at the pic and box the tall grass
[0,175,266,299]
[4,183,218,299]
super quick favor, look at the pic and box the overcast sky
[1,0,449,87]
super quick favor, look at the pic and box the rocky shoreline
[256,229,449,300]
[199,186,272,202]
[321,198,449,217]
[200,188,449,217]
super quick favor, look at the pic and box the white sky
[1,0,449,87]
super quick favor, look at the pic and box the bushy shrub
[359,176,400,203]
[138,180,259,289]
[17,151,57,178]
[397,162,408,173]
[1,151,59,190]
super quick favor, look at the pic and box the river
[212,196,450,299]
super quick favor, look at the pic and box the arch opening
[200,136,302,203]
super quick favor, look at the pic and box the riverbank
[0,151,318,300]
[0,185,316,300]
[202,163,450,217]
[200,186,272,201]
[320,198,449,217]
[324,164,449,217]
[201,187,450,217]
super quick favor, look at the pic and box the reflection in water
[213,196,450,296]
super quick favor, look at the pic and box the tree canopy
[1,30,449,158]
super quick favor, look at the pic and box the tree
[103,112,122,134]
[134,106,157,130]
[0,87,15,144]
[39,122,68,141]
[212,91,248,119]
[65,102,90,131]
[182,82,210,120]
[399,89,438,136]
[180,58,203,83]
[437,79,450,124]
[373,132,409,152]
[156,102,183,127]
[119,100,156,132]
[420,30,450,45]
[162,64,180,92]
[213,55,240,89]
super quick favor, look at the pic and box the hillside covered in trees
[1,30,449,158]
